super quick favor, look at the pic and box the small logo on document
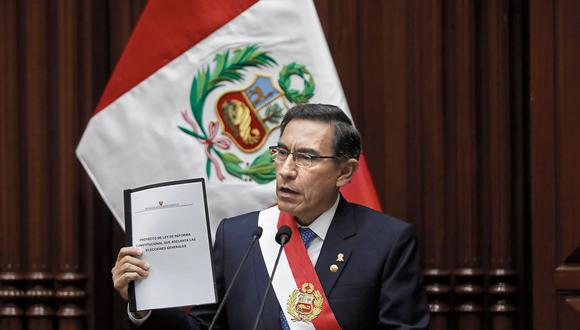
[136,200,191,214]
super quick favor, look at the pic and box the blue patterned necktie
[299,227,317,248]
[280,227,318,329]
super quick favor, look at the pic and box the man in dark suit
[112,104,430,329]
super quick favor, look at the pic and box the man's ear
[336,159,359,188]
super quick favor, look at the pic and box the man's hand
[112,247,149,301]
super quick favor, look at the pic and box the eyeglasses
[269,146,338,168]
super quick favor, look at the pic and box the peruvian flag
[76,0,381,232]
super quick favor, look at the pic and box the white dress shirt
[296,195,339,266]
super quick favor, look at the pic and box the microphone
[275,226,292,245]
[251,225,292,330]
[208,226,263,330]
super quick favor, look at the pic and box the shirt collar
[297,195,340,241]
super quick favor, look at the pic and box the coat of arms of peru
[178,45,315,183]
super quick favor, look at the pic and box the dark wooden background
[1,0,579,329]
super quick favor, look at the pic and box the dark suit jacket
[136,197,429,329]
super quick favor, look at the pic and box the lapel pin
[330,264,339,272]
[336,253,345,262]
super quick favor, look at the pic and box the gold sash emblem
[287,283,324,323]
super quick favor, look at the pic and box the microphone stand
[251,226,292,330]
[208,227,263,330]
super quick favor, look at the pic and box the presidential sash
[258,206,341,330]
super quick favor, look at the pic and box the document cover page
[125,178,216,311]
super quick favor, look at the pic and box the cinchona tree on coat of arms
[178,45,315,183]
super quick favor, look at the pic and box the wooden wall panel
[407,1,450,328]
[317,0,526,329]
[0,0,114,329]
[531,0,580,328]
[529,0,557,326]
[21,1,55,328]
[0,0,24,329]
[54,0,85,329]
[481,0,520,328]
[315,0,360,120]
[446,1,485,328]
[320,1,526,329]
[555,0,580,267]
[81,1,112,329]
[360,0,409,220]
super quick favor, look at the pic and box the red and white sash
[258,206,341,330]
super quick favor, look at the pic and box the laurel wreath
[278,62,315,104]
[180,45,277,183]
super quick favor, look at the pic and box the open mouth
[279,187,299,195]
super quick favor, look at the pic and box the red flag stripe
[340,154,382,211]
[95,0,258,115]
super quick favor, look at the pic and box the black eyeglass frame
[268,145,338,167]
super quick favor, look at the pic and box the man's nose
[277,155,297,179]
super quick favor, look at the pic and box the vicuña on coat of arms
[178,45,315,184]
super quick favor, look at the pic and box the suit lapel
[315,197,356,297]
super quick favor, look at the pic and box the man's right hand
[111,247,150,301]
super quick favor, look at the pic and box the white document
[125,179,216,311]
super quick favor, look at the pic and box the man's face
[275,119,342,224]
